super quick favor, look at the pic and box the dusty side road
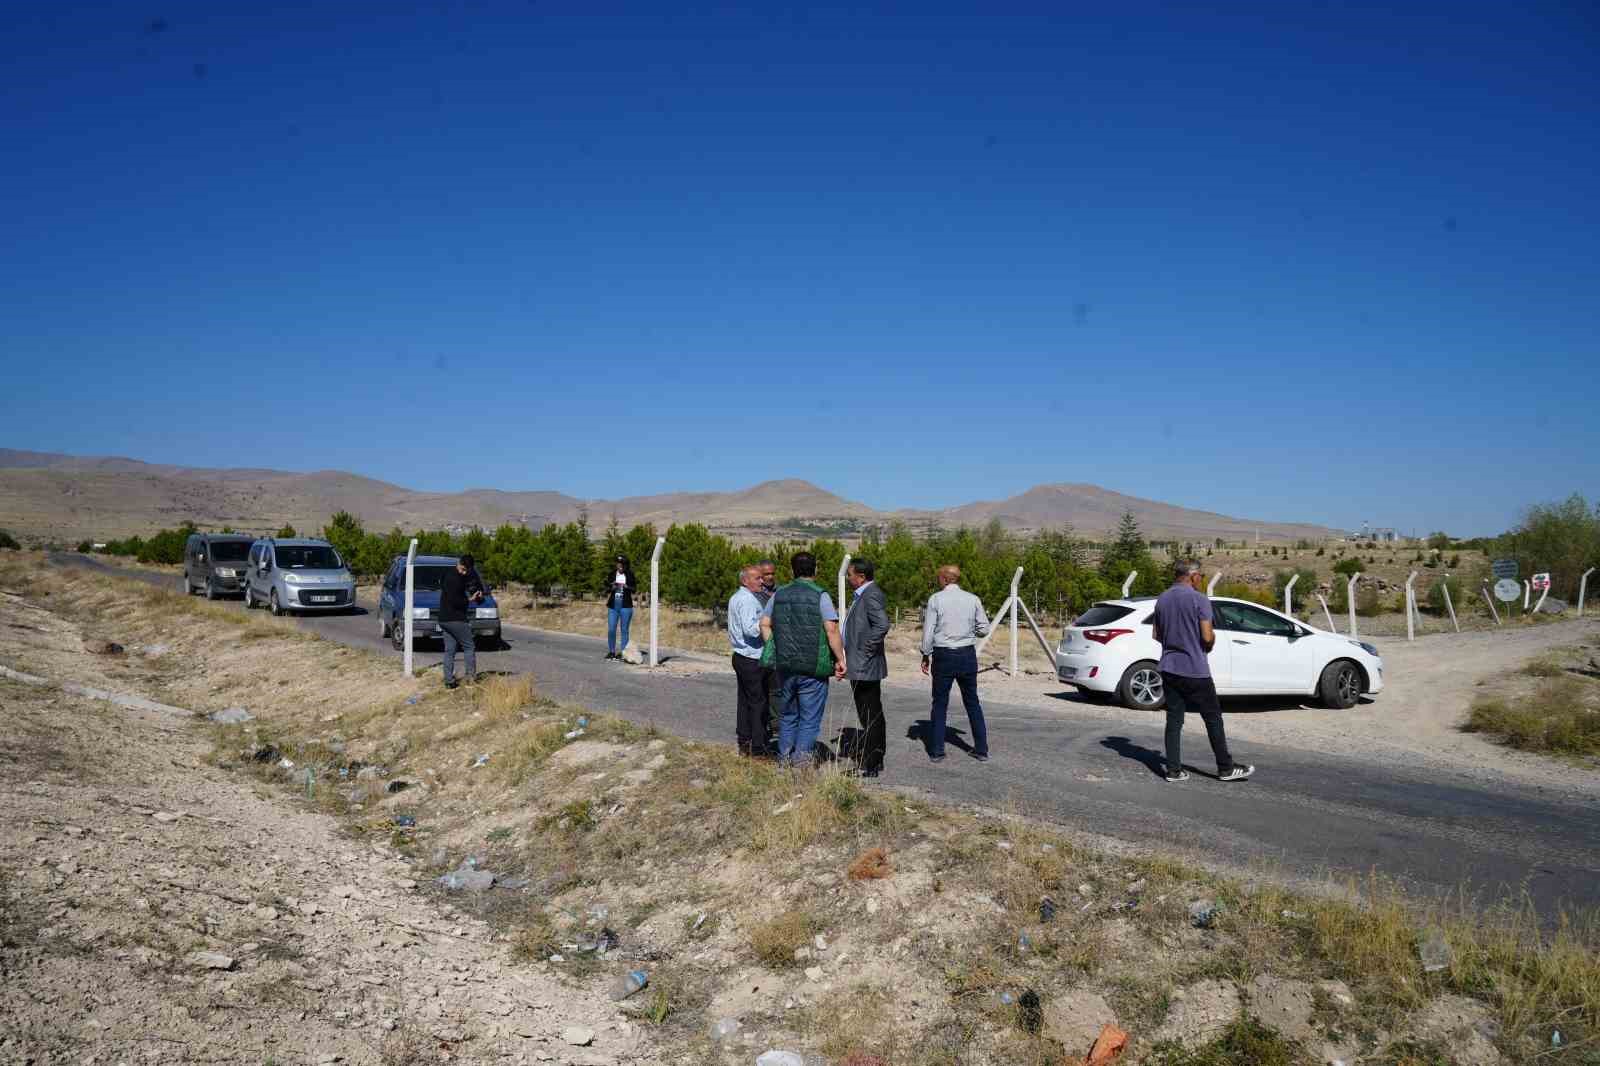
[0,591,654,1065]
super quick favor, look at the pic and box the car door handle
[1233,639,1251,645]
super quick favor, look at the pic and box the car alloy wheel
[1336,663,1360,706]
[270,590,283,616]
[204,580,217,601]
[391,616,407,652]
[1125,665,1164,708]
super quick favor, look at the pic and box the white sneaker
[1219,765,1255,782]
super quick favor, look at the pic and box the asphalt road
[57,554,1600,916]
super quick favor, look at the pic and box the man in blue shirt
[1151,560,1254,784]
[728,565,770,757]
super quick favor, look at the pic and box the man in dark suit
[843,559,891,776]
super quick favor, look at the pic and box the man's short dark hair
[459,553,475,570]
[791,551,817,578]
[849,559,875,581]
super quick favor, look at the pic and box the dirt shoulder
[0,568,655,1065]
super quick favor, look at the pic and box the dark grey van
[182,533,256,599]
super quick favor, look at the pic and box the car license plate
[311,595,335,603]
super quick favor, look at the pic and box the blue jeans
[930,646,987,757]
[607,606,633,653]
[440,621,476,685]
[777,673,829,766]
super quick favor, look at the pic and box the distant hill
[0,448,1335,544]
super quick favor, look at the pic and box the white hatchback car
[1055,597,1384,710]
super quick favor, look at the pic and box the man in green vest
[759,551,847,767]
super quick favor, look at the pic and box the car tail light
[1083,628,1133,644]
[1088,666,1099,678]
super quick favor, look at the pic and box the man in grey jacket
[843,559,891,776]
[920,565,991,762]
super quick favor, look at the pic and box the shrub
[1333,557,1362,578]
[750,909,819,967]
[1463,679,1600,756]
[1356,586,1383,617]
[74,539,92,553]
[276,524,297,538]
[0,529,19,550]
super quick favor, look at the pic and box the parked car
[181,532,256,600]
[243,538,356,616]
[1055,596,1384,710]
[376,555,501,650]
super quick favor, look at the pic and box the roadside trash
[587,904,610,924]
[755,1052,804,1066]
[996,841,1012,851]
[496,876,529,890]
[209,707,253,724]
[577,716,589,728]
[1280,909,1304,921]
[392,815,416,828]
[610,969,648,1001]
[1086,1023,1129,1064]
[250,745,280,763]
[548,953,564,963]
[1419,929,1452,973]
[437,861,495,892]
[1077,883,1094,898]
[709,1017,742,1041]
[405,694,421,705]
[1553,1030,1563,1048]
[692,913,707,931]
[278,758,295,770]
[1038,896,1057,923]
[1017,989,1042,1034]
[470,754,490,768]
[563,728,586,740]
[386,780,411,793]
[1189,900,1220,929]
[1016,931,1032,953]
[575,928,620,954]
[994,990,1016,1006]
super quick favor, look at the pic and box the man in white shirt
[919,565,991,762]
[727,565,770,757]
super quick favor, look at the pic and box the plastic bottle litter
[755,1052,804,1066]
[1038,896,1057,923]
[610,969,648,1001]
[1189,899,1220,929]
[1552,1030,1563,1048]
[564,727,586,740]
[994,990,1016,1006]
[709,1017,742,1041]
[405,694,421,705]
[577,716,589,728]
[1016,931,1032,953]
[1017,989,1043,1034]
[470,753,490,768]
[393,815,417,828]
[1419,929,1452,973]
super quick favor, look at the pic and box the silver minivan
[243,537,357,616]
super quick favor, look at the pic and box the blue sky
[2,2,1595,535]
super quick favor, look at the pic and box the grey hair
[1174,559,1203,579]
[739,564,760,582]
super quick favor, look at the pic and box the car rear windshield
[409,565,456,591]
[208,541,251,562]
[1073,604,1135,627]
[276,545,342,570]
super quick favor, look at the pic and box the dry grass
[1463,677,1600,756]
[847,846,893,881]
[750,908,823,968]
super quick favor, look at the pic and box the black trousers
[850,680,886,772]
[1161,672,1234,774]
[732,654,772,756]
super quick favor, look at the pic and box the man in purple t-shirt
[1150,560,1254,784]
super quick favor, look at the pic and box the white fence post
[648,536,665,668]
[1284,573,1300,616]
[1121,570,1137,598]
[403,538,418,678]
[1317,593,1336,632]
[1522,580,1531,611]
[837,553,852,630]
[1009,566,1022,677]
[1405,571,1418,642]
[1206,571,1222,596]
[1347,573,1361,638]
[1482,582,1502,625]
[1441,575,1459,633]
[1580,568,1596,617]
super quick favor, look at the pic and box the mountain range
[0,448,1336,544]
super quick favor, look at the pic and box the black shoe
[1219,764,1255,782]
[929,754,946,763]
[444,681,459,690]
[972,752,990,762]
